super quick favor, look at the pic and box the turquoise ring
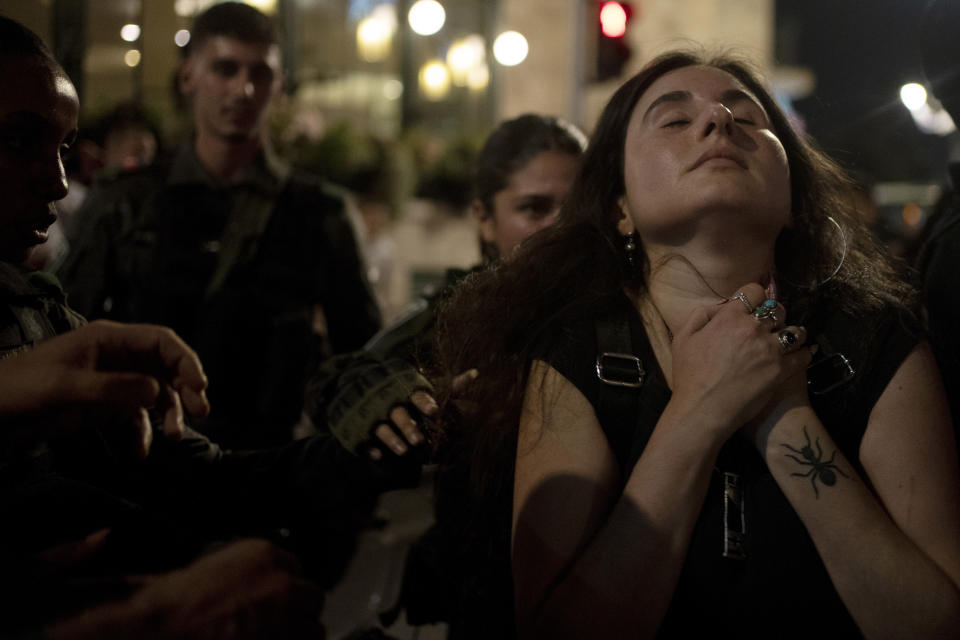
[752,299,778,323]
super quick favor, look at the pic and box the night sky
[776,0,951,185]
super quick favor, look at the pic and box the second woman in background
[313,113,586,461]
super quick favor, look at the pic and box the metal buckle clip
[807,352,855,395]
[595,352,644,388]
[722,471,747,560]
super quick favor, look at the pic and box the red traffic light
[600,1,629,38]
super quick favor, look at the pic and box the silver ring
[778,329,798,352]
[733,291,753,313]
[752,299,777,322]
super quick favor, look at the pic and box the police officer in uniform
[61,2,381,450]
[0,15,369,636]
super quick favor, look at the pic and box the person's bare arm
[512,360,722,639]
[752,343,960,638]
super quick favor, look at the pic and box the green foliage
[404,127,483,211]
[274,115,484,213]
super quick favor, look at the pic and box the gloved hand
[327,358,435,458]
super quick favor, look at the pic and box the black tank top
[542,293,920,637]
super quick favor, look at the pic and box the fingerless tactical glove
[327,358,434,455]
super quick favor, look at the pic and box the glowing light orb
[900,83,928,111]
[121,24,141,42]
[419,59,450,99]
[600,2,627,38]
[493,31,528,67]
[408,0,445,36]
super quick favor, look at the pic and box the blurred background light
[174,29,191,48]
[120,24,141,42]
[408,0,445,36]
[446,34,485,86]
[599,1,628,38]
[124,49,141,67]
[173,0,275,18]
[899,83,927,111]
[383,78,404,100]
[357,5,397,62]
[902,202,924,228]
[908,103,956,136]
[466,62,490,91]
[243,0,278,15]
[493,30,528,66]
[174,0,197,17]
[900,82,956,135]
[418,59,450,99]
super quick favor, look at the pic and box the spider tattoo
[781,425,848,499]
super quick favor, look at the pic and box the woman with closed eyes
[429,50,960,639]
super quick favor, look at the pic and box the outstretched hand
[0,320,210,456]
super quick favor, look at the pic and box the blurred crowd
[3,1,960,639]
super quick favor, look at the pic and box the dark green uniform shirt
[60,144,381,449]
[0,261,383,634]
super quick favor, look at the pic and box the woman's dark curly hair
[428,49,915,633]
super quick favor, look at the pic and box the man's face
[103,125,157,171]
[0,56,78,264]
[180,36,283,143]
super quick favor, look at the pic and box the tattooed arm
[751,342,960,638]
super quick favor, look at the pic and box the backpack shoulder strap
[593,307,644,468]
[593,301,674,477]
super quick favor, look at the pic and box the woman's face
[478,150,580,258]
[0,57,78,264]
[619,65,791,245]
